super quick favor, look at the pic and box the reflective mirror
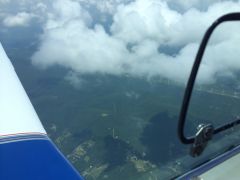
[185,21,240,149]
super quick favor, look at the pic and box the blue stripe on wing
[0,134,84,180]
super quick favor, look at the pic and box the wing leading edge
[0,43,83,180]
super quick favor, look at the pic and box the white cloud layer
[12,0,239,85]
[76,0,131,14]
[2,12,34,27]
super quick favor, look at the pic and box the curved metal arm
[178,13,240,146]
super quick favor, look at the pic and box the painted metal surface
[177,144,240,179]
[0,134,83,180]
[0,43,45,135]
[0,43,83,179]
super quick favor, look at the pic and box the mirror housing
[178,13,240,156]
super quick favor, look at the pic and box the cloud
[0,0,10,4]
[196,24,240,85]
[31,0,240,85]
[77,0,131,14]
[166,0,224,12]
[64,71,85,89]
[2,12,35,27]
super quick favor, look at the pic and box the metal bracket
[190,124,214,157]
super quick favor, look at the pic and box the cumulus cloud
[31,0,240,85]
[166,0,224,12]
[77,0,131,14]
[2,12,35,27]
[64,71,85,89]
[196,23,240,85]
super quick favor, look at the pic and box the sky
[1,0,240,85]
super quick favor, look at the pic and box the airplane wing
[0,43,83,180]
